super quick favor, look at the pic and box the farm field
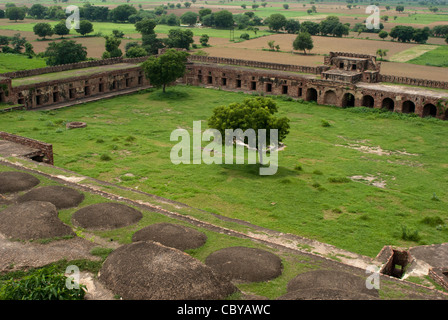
[0,53,46,73]
[1,86,448,258]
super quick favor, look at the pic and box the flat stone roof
[11,63,140,88]
[0,140,40,158]
[357,82,448,98]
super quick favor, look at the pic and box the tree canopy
[207,96,290,166]
[293,32,314,54]
[141,48,189,93]
[44,40,88,66]
[33,23,54,40]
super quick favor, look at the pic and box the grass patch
[1,85,448,257]
[0,53,47,73]
[408,45,448,68]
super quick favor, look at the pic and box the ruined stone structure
[0,52,447,120]
[0,57,150,110]
[185,52,448,120]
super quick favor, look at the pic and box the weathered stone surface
[99,241,238,300]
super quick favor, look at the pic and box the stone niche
[376,246,413,279]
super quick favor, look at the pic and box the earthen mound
[132,223,207,251]
[277,288,379,300]
[205,246,283,283]
[98,241,238,300]
[286,269,379,297]
[17,185,84,209]
[0,171,40,193]
[0,201,75,241]
[71,202,142,230]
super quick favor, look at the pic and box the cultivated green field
[2,86,447,258]
[0,53,47,73]
[0,20,272,39]
[408,45,448,67]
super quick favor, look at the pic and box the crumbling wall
[0,56,149,80]
[0,131,53,164]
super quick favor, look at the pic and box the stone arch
[401,100,415,114]
[382,98,395,111]
[342,93,355,108]
[422,103,437,118]
[306,88,318,102]
[323,90,338,105]
[361,95,375,108]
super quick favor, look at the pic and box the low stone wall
[188,55,327,75]
[379,74,448,90]
[428,268,448,291]
[0,131,54,165]
[0,56,149,80]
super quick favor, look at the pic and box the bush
[100,153,112,161]
[400,225,421,242]
[0,266,86,300]
[321,119,331,127]
[239,33,250,40]
[421,216,444,227]
[328,177,351,183]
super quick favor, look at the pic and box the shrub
[400,225,421,242]
[421,216,444,227]
[321,119,331,127]
[100,153,112,161]
[0,266,86,300]
[328,177,351,183]
[240,33,250,40]
[294,164,303,171]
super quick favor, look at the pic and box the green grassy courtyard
[1,86,447,258]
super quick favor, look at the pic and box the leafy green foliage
[293,32,314,54]
[0,266,86,300]
[141,49,189,92]
[43,40,88,66]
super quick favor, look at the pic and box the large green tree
[165,29,194,50]
[6,6,26,22]
[53,20,70,38]
[213,10,234,28]
[29,4,47,19]
[141,48,189,93]
[268,13,287,32]
[207,96,290,166]
[293,32,314,54]
[33,23,54,40]
[389,25,414,42]
[180,11,198,26]
[76,20,94,36]
[44,40,88,66]
[110,4,137,22]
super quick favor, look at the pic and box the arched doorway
[382,98,395,111]
[342,93,355,108]
[361,95,374,108]
[423,103,437,117]
[306,88,318,102]
[401,101,415,114]
[323,90,338,105]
